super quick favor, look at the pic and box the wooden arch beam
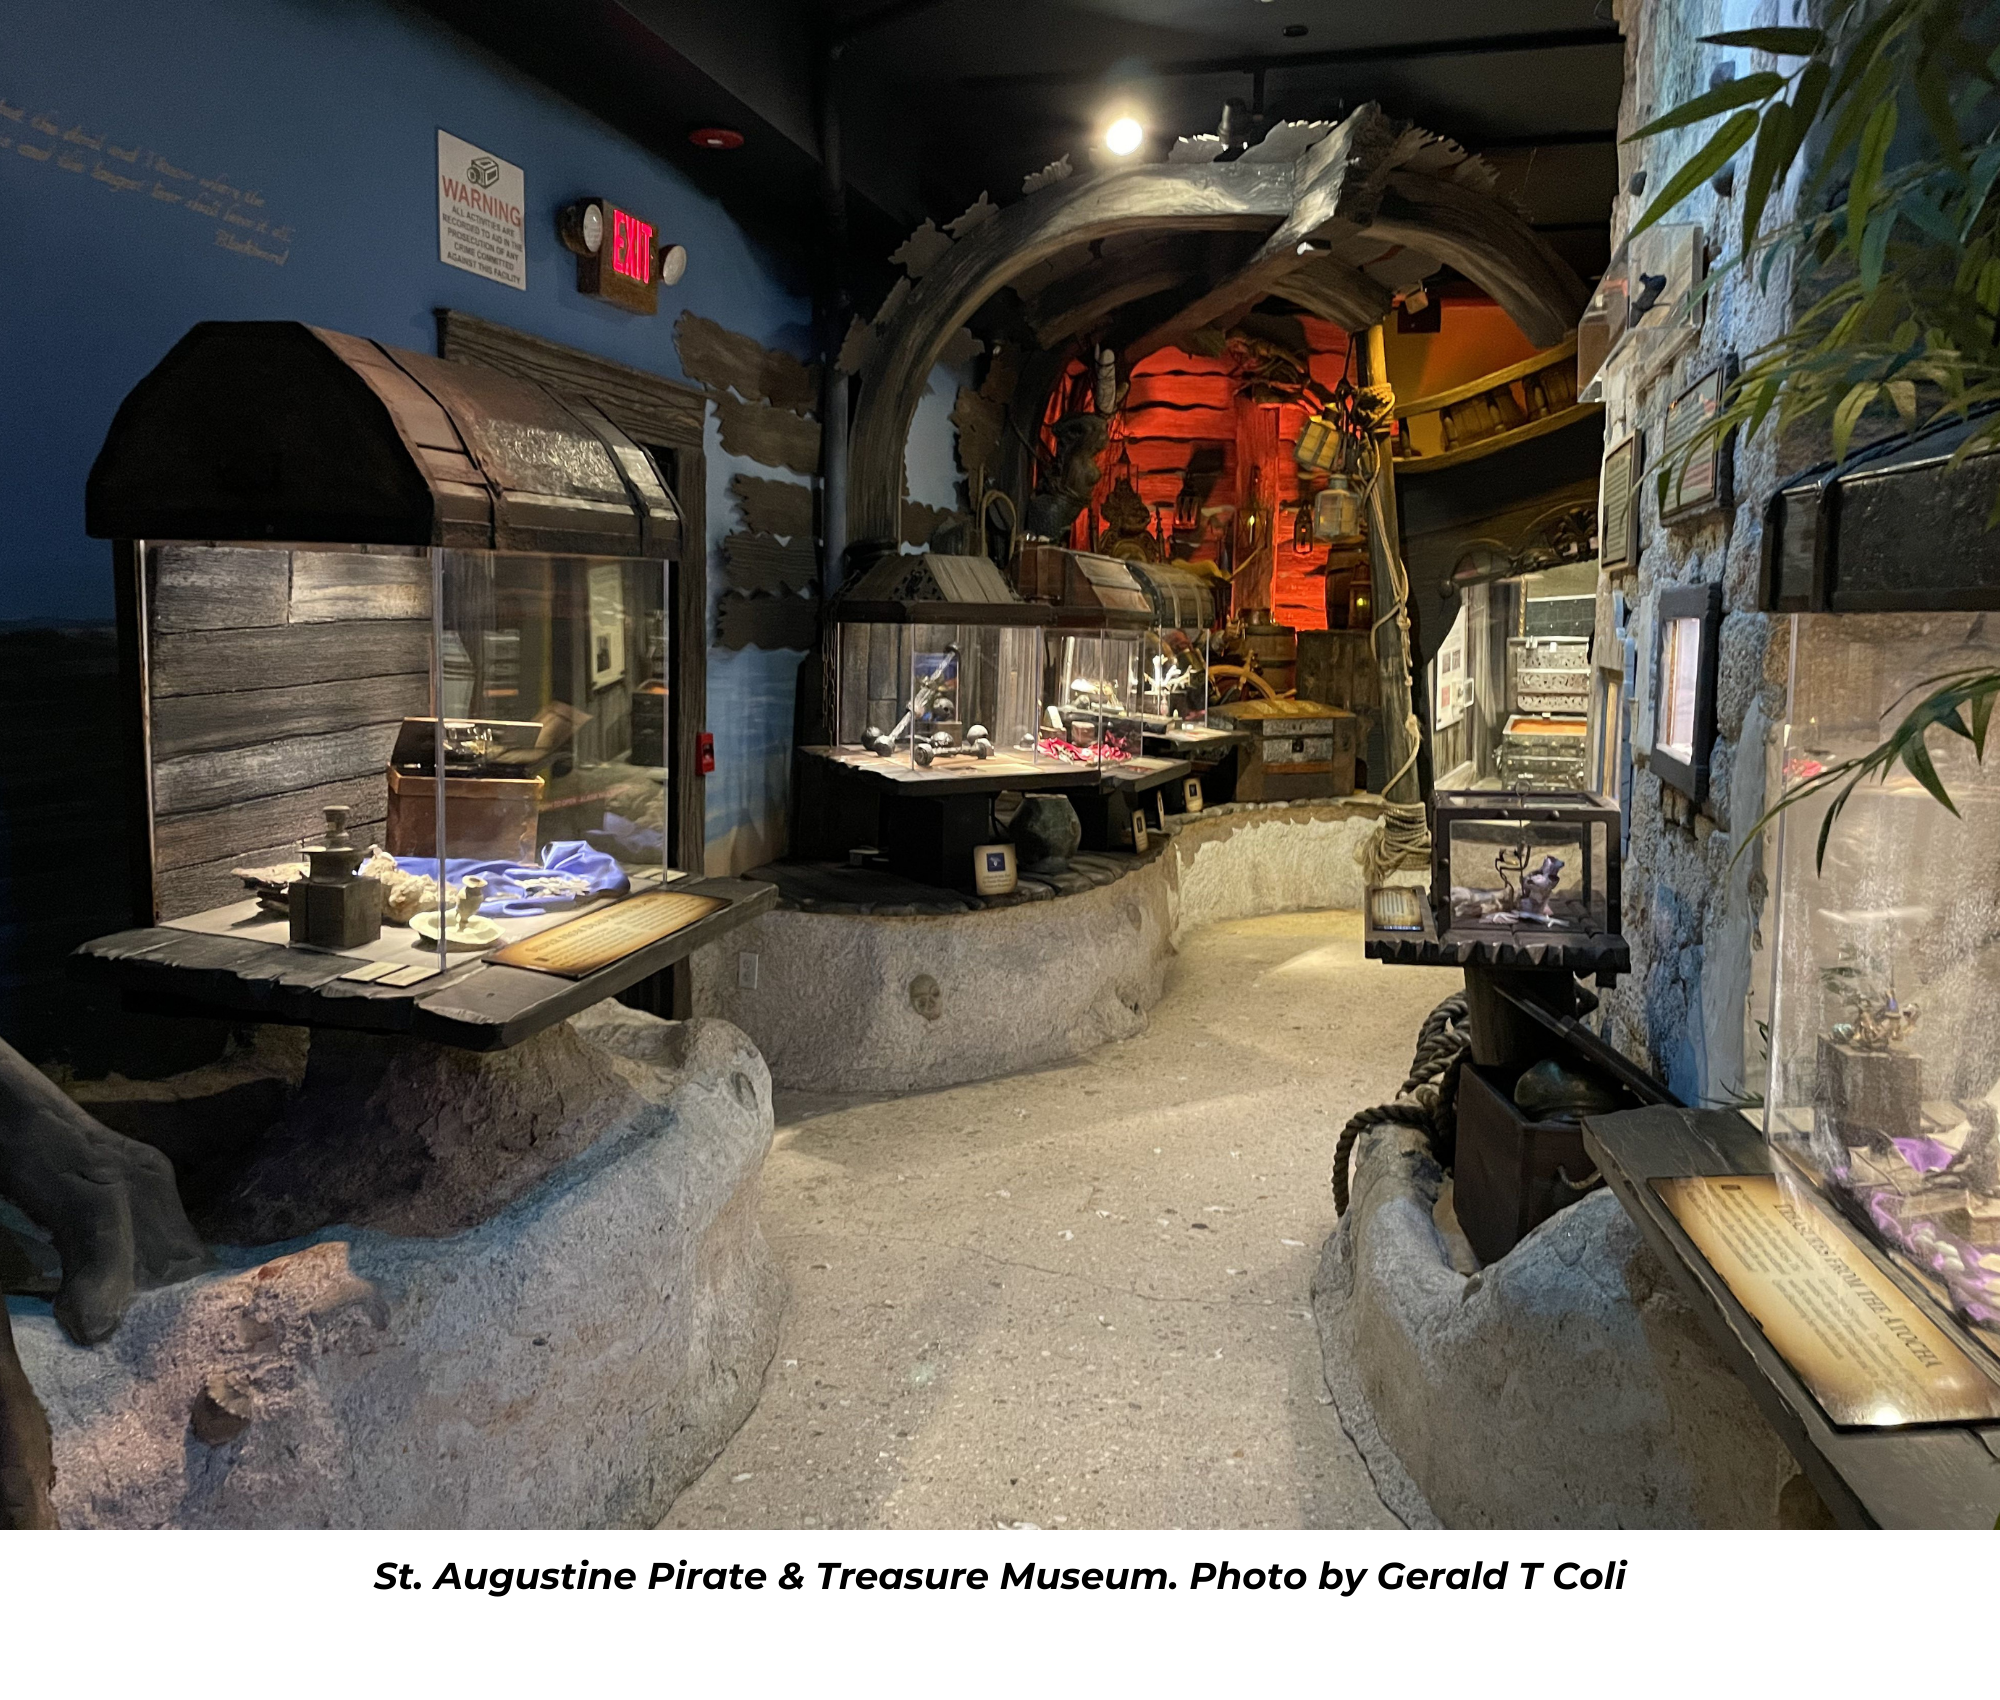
[846,161,1298,546]
[1269,255,1397,332]
[1369,171,1590,346]
[845,109,1588,550]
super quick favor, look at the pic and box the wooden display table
[75,876,774,1052]
[1584,1105,2000,1528]
[797,745,1186,892]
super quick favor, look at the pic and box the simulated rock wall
[691,800,1426,1093]
[1313,1122,1823,1528]
[12,1007,782,1529]
[1594,0,1812,1104]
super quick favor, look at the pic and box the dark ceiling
[417,0,1622,304]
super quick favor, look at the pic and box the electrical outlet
[737,951,759,991]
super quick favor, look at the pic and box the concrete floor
[662,909,1462,1530]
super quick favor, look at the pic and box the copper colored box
[384,718,545,863]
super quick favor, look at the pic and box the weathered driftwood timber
[0,1302,56,1529]
[0,1037,207,1346]
[730,473,816,541]
[715,591,819,653]
[712,391,822,478]
[722,531,819,596]
[675,312,817,413]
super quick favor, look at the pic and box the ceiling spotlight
[689,126,743,151]
[1104,116,1143,156]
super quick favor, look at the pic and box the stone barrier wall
[691,800,1424,1094]
[15,1008,782,1528]
[1312,1122,1826,1529]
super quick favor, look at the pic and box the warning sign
[437,130,525,291]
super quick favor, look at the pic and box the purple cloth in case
[392,840,630,916]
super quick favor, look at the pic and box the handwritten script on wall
[0,94,295,267]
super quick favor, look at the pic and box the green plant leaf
[1792,57,1833,130]
[1831,0,1920,108]
[1917,62,1966,174]
[1960,140,2000,239]
[1898,729,1961,814]
[1700,27,1826,56]
[1741,103,1795,249]
[1849,97,1902,257]
[1860,205,1898,288]
[1832,380,1880,461]
[1812,57,1896,198]
[1622,72,1785,143]
[1887,377,1918,424]
[1631,110,1762,240]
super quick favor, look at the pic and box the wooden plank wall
[677,311,825,653]
[147,543,431,919]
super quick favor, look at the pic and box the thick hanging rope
[1332,991,1470,1216]
[1351,426,1429,885]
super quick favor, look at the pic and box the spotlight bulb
[1104,116,1143,156]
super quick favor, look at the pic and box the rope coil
[1332,991,1470,1216]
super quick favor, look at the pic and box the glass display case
[1433,557,1596,790]
[76,318,779,1048]
[1040,627,1144,772]
[1137,624,1211,730]
[1365,788,1626,978]
[835,618,1048,771]
[1762,613,2000,1358]
[1434,790,1617,944]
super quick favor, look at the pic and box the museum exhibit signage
[1600,433,1641,570]
[559,197,688,314]
[1656,1174,2000,1427]
[437,131,526,291]
[488,890,727,978]
[1660,361,1736,522]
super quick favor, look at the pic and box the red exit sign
[611,207,653,285]
[558,198,686,315]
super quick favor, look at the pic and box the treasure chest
[1497,713,1588,791]
[385,717,546,863]
[1208,697,1356,801]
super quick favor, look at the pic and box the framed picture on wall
[1650,581,1723,801]
[1660,362,1737,522]
[588,561,627,691]
[1600,433,1642,570]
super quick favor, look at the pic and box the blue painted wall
[0,0,814,863]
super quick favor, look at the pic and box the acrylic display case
[1431,556,1597,791]
[1762,613,2000,1358]
[1365,789,1627,977]
[834,618,1050,773]
[1137,625,1211,729]
[76,318,773,1049]
[1041,627,1145,773]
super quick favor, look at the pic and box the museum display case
[1762,613,2000,1360]
[1432,555,1597,791]
[76,319,772,1047]
[830,552,1058,779]
[1365,789,1626,978]
[1040,625,1145,773]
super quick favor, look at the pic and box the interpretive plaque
[487,891,726,978]
[1655,1174,2000,1427]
